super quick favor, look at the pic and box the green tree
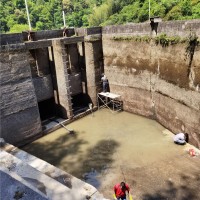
[1,0,200,33]
[165,5,182,20]
[9,24,29,33]
[181,0,192,16]
[88,0,113,26]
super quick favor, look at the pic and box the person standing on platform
[101,74,108,92]
[113,182,130,200]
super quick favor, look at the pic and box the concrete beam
[25,40,52,49]
[62,36,84,44]
[0,43,26,52]
[85,34,102,42]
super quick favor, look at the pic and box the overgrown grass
[112,35,151,43]
[111,33,199,47]
[155,33,184,46]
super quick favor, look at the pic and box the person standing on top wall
[101,74,109,92]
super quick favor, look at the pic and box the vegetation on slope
[0,0,200,33]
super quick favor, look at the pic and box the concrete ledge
[1,143,106,200]
[0,150,76,199]
[0,169,48,200]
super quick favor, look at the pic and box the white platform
[97,92,122,113]
[98,92,121,99]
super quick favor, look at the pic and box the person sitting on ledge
[173,132,188,145]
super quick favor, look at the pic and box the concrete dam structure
[1,19,200,149]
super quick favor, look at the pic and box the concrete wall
[69,73,82,96]
[0,20,200,148]
[52,39,73,119]
[102,20,200,148]
[0,46,42,145]
[103,20,200,37]
[33,75,54,102]
[0,33,24,45]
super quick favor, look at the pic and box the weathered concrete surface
[34,48,51,76]
[102,33,200,148]
[110,85,154,118]
[192,45,200,87]
[1,107,42,145]
[69,73,82,95]
[154,93,200,148]
[0,20,200,148]
[0,50,42,145]
[33,75,54,102]
[25,40,52,49]
[0,170,48,200]
[52,39,73,119]
[62,36,84,44]
[1,143,107,200]
[85,40,104,106]
[0,33,24,45]
[102,20,200,37]
[67,43,80,74]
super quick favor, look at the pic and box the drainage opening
[72,93,91,115]
[38,98,56,121]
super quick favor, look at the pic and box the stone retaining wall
[0,19,200,148]
[102,20,200,148]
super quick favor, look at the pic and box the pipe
[50,119,74,134]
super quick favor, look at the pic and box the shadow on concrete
[21,133,119,189]
[70,139,119,188]
[142,172,200,200]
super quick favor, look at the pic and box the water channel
[21,109,200,199]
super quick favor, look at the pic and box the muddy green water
[22,109,180,192]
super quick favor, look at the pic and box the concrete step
[0,150,103,200]
[0,169,48,200]
[2,143,107,200]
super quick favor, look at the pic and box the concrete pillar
[84,37,103,106]
[52,39,73,119]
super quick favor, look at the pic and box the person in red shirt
[114,182,130,200]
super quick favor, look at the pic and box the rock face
[0,20,200,149]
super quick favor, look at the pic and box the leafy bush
[155,33,183,47]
